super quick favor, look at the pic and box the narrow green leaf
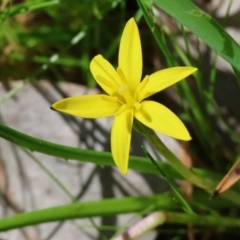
[0,123,179,176]
[0,123,238,183]
[154,0,240,75]
[0,194,176,231]
[137,0,217,148]
[0,123,226,180]
[166,211,240,227]
[142,146,194,214]
[2,123,240,205]
[33,56,82,67]
[0,193,238,231]
[0,0,60,20]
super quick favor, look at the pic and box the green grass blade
[23,149,76,202]
[0,0,60,20]
[137,0,174,66]
[33,56,82,67]
[0,123,226,179]
[153,0,240,82]
[166,211,240,227]
[142,146,194,214]
[0,194,238,231]
[0,194,176,231]
[138,0,216,148]
[0,122,238,183]
[0,123,162,175]
[2,123,240,206]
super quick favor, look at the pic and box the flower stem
[146,130,209,190]
[133,119,209,189]
[133,120,240,204]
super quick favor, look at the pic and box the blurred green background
[0,0,142,86]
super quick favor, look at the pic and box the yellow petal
[90,55,122,95]
[137,67,197,101]
[135,101,191,140]
[111,109,133,175]
[118,18,142,94]
[51,95,121,118]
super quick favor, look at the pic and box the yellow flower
[51,18,197,175]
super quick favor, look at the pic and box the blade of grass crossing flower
[142,146,194,214]
[2,123,240,206]
[0,123,175,176]
[0,123,236,184]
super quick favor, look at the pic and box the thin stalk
[166,211,240,227]
[147,131,240,204]
[23,149,76,202]
[133,119,240,205]
[1,123,240,204]
[138,0,216,152]
[142,146,194,214]
[0,194,176,231]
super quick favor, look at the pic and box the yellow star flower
[51,18,197,175]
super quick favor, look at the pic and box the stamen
[134,75,149,101]
[101,95,118,102]
[117,84,134,106]
[114,104,127,116]
[118,84,127,95]
[134,102,142,111]
[117,67,128,84]
[96,75,118,90]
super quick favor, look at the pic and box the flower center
[117,84,134,106]
[113,84,142,116]
[113,67,142,116]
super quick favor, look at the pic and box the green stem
[133,120,240,205]
[166,211,240,227]
[1,123,240,204]
[147,131,208,189]
[137,0,174,66]
[0,194,175,231]
[0,123,170,176]
[142,147,194,214]
[0,80,29,105]
[138,0,216,150]
[23,149,76,202]
[22,150,107,238]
